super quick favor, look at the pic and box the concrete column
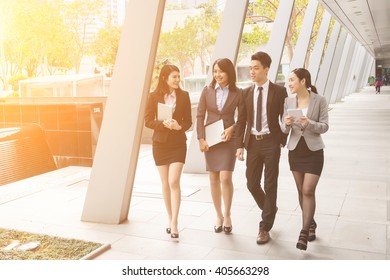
[184,0,249,174]
[359,53,369,88]
[286,0,318,79]
[369,59,375,77]
[343,43,360,98]
[81,0,166,224]
[335,36,356,102]
[205,0,250,83]
[366,57,375,86]
[360,54,374,88]
[323,28,347,104]
[349,45,364,93]
[267,0,295,83]
[289,0,318,70]
[352,47,367,92]
[330,33,351,104]
[356,52,368,90]
[308,11,331,83]
[315,21,341,99]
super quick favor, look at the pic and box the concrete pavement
[0,86,389,260]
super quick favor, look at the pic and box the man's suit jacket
[281,92,329,151]
[236,82,287,149]
[144,89,192,143]
[196,85,243,140]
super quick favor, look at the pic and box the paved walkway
[0,86,389,260]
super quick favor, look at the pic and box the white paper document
[287,108,303,119]
[205,119,225,147]
[157,102,173,121]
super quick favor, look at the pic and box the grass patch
[0,228,103,260]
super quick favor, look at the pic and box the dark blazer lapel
[156,93,165,105]
[247,85,255,124]
[221,88,236,114]
[208,86,219,112]
[267,82,276,113]
[172,90,182,119]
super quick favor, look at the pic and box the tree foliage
[0,0,327,92]
[158,16,200,74]
[248,0,310,63]
[195,0,221,73]
[60,0,104,73]
[156,0,221,76]
[238,24,270,64]
[0,0,104,89]
[90,23,121,75]
[305,4,325,67]
[0,0,78,90]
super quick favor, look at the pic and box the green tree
[90,23,122,75]
[46,26,75,75]
[2,0,34,77]
[0,0,11,89]
[61,0,104,73]
[195,0,221,74]
[1,0,75,80]
[26,1,74,76]
[248,0,310,62]
[157,16,199,74]
[285,0,308,61]
[304,4,325,67]
[238,25,270,63]
[237,0,277,64]
[157,0,221,76]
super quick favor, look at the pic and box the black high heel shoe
[170,232,179,238]
[214,225,223,233]
[166,228,171,234]
[214,217,224,233]
[296,229,309,251]
[223,225,232,234]
[308,220,317,242]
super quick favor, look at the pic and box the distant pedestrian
[374,75,383,94]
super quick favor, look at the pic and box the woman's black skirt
[152,131,187,166]
[288,137,324,176]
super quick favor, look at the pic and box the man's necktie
[256,87,263,132]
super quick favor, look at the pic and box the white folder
[157,103,173,121]
[205,119,225,147]
[287,108,303,119]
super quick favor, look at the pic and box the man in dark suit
[236,51,287,244]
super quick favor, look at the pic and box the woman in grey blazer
[197,58,243,234]
[281,68,329,251]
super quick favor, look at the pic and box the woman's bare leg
[168,162,184,235]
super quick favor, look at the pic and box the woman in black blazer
[145,64,192,238]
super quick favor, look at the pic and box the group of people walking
[144,51,329,251]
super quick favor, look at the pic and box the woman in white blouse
[196,58,243,234]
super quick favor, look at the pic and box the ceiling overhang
[318,0,390,61]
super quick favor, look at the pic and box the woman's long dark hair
[210,58,238,92]
[154,64,182,96]
[291,68,318,94]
